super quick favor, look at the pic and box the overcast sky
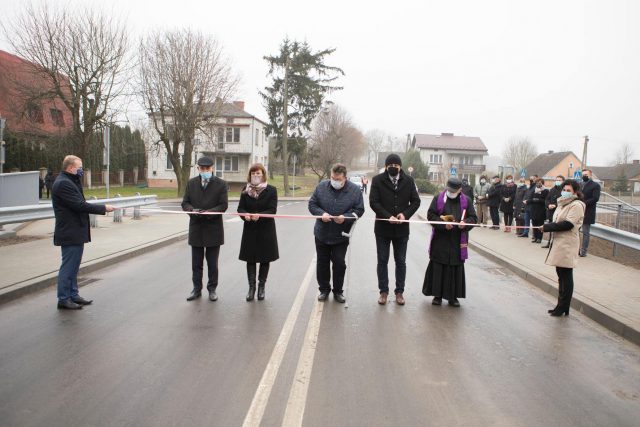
[1,0,639,165]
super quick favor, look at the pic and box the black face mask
[387,167,399,177]
[582,175,590,182]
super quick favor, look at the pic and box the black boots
[246,264,257,302]
[247,263,269,302]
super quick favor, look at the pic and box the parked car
[349,175,364,192]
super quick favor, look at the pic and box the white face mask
[251,176,262,185]
[330,179,344,190]
[446,190,459,199]
[506,179,513,184]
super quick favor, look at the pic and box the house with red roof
[0,49,72,138]
[411,132,488,186]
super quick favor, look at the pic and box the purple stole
[429,191,469,261]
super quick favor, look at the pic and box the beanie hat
[385,153,402,167]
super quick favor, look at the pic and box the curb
[418,213,640,347]
[0,231,188,305]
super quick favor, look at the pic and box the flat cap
[197,156,214,167]
[446,177,462,191]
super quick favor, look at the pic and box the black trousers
[532,216,544,240]
[489,206,500,227]
[315,238,349,294]
[191,246,220,292]
[555,267,574,310]
[247,262,270,285]
[503,212,514,226]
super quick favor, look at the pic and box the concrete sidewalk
[0,211,190,303]
[468,226,640,347]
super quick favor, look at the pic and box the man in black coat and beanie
[52,155,114,309]
[580,169,600,257]
[182,156,229,301]
[369,153,421,305]
[487,175,503,229]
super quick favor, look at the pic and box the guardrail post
[613,204,622,256]
[89,196,98,228]
[133,192,142,220]
[113,194,122,223]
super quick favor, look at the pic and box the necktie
[202,179,209,190]
[392,177,398,190]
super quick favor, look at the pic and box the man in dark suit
[52,155,114,310]
[369,153,421,305]
[580,169,600,257]
[181,156,229,301]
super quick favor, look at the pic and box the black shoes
[186,290,202,301]
[71,296,93,305]
[449,298,461,307]
[333,293,346,303]
[518,234,529,238]
[208,290,218,301]
[246,285,256,302]
[57,299,82,310]
[257,284,265,301]
[432,297,442,305]
[318,292,330,301]
[550,307,570,316]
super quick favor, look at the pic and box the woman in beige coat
[540,179,585,316]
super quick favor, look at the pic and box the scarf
[244,182,268,199]
[429,191,469,261]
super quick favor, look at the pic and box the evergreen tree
[402,149,429,179]
[260,38,344,195]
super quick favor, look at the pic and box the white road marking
[282,298,324,426]
[242,258,316,427]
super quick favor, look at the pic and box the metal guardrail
[0,195,158,226]
[590,223,640,253]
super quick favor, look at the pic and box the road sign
[450,166,457,177]
[407,166,414,174]
[520,168,526,178]
[573,170,582,179]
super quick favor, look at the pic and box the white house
[411,133,488,186]
[147,101,269,191]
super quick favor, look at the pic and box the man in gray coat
[308,163,365,303]
[181,156,228,302]
[474,175,490,225]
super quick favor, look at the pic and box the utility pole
[581,135,589,169]
[282,56,291,196]
[0,117,6,174]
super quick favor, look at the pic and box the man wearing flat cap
[182,156,228,302]
[369,153,421,305]
[422,177,477,307]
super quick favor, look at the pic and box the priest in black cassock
[423,178,478,307]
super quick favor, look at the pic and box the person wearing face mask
[540,179,585,316]
[369,153,421,305]
[579,169,600,257]
[528,178,549,243]
[422,178,477,307]
[182,156,229,302]
[473,175,490,225]
[486,175,503,229]
[520,174,539,239]
[514,179,528,236]
[52,155,115,310]
[237,164,279,301]
[309,163,365,303]
[541,175,565,248]
[499,175,516,232]
[461,178,474,204]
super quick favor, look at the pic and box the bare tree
[308,104,365,181]
[138,29,239,196]
[614,143,635,165]
[502,136,538,172]
[365,129,386,168]
[4,2,129,158]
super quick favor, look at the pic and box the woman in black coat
[238,164,279,301]
[528,178,549,243]
[499,175,517,232]
[514,179,528,236]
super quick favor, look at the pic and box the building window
[28,104,44,123]
[234,127,240,142]
[215,157,224,177]
[166,151,173,170]
[255,128,259,146]
[50,109,65,127]
[461,173,472,182]
[217,127,224,142]
[225,127,233,143]
[462,155,473,165]
[429,154,443,164]
[222,155,239,172]
[224,127,240,143]
[428,172,440,181]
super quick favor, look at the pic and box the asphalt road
[1,198,639,427]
